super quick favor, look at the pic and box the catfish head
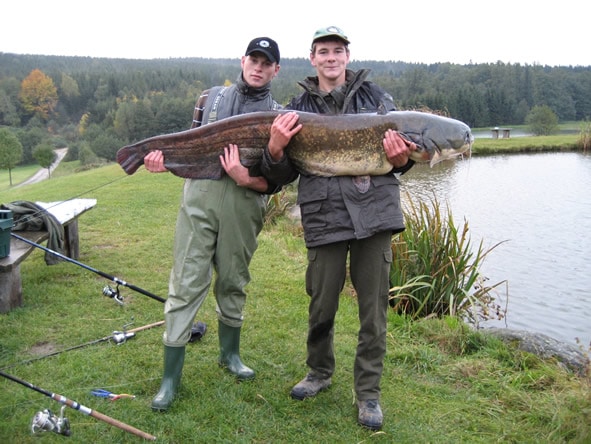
[392,111,474,167]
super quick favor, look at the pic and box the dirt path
[15,148,68,188]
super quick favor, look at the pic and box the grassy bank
[469,119,588,155]
[472,134,580,155]
[1,162,590,443]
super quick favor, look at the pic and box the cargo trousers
[304,230,392,400]
[163,176,266,347]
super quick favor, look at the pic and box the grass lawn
[0,164,39,191]
[0,160,589,443]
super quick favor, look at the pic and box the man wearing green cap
[261,26,415,431]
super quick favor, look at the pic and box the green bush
[51,136,68,148]
[525,105,559,136]
[78,141,100,165]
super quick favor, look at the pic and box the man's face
[310,40,350,82]
[241,53,279,88]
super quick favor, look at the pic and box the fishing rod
[11,232,166,304]
[0,370,156,440]
[1,320,165,371]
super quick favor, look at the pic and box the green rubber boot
[218,321,255,380]
[151,345,185,412]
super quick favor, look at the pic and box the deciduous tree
[19,69,58,121]
[32,143,56,178]
[0,128,23,186]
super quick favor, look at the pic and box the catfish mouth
[428,130,473,167]
[459,131,474,159]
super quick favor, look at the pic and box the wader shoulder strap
[191,86,227,128]
[191,90,209,128]
[206,86,228,124]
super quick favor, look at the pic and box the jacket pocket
[297,176,329,229]
[300,201,326,228]
[297,176,328,203]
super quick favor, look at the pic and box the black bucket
[0,209,14,258]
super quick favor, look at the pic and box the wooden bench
[491,127,512,139]
[0,198,96,313]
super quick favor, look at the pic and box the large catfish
[116,110,473,179]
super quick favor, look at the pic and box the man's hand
[220,144,249,185]
[220,144,269,192]
[144,150,169,173]
[383,129,416,168]
[268,112,302,161]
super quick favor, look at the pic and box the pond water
[401,151,591,347]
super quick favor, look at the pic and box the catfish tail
[116,146,144,176]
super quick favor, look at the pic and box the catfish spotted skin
[116,111,473,179]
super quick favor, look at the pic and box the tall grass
[390,194,506,325]
[578,119,591,151]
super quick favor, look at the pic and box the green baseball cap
[312,26,350,45]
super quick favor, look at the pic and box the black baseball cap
[245,37,280,64]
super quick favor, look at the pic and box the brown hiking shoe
[290,373,332,400]
[357,399,383,430]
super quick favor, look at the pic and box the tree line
[1,52,590,169]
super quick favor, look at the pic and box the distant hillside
[1,52,590,164]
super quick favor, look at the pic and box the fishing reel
[31,405,71,436]
[112,330,136,344]
[112,320,136,344]
[103,284,124,305]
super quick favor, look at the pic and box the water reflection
[401,152,591,347]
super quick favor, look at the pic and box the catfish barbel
[116,110,473,179]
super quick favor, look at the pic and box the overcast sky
[1,0,588,67]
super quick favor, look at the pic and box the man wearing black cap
[144,37,282,412]
[261,27,415,430]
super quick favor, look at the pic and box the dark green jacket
[261,69,413,247]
